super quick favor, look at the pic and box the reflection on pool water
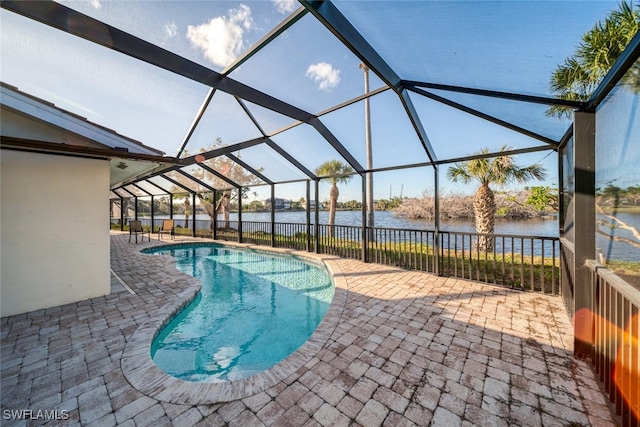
[144,244,334,383]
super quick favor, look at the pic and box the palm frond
[547,0,640,116]
[315,160,355,185]
[446,145,546,188]
[446,164,473,184]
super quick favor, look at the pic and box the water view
[142,210,640,262]
[169,210,559,235]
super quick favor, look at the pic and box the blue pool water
[143,244,334,383]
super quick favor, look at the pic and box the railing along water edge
[113,218,560,294]
[586,260,639,427]
[113,217,640,424]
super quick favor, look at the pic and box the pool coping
[121,241,348,405]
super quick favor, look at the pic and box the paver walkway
[0,232,615,426]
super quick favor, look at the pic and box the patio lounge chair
[158,219,175,240]
[129,220,150,243]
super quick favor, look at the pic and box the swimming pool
[143,244,334,383]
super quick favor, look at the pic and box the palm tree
[315,160,355,237]
[548,2,640,265]
[172,194,191,231]
[447,146,547,252]
[548,1,640,117]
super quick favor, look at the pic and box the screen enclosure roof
[1,0,638,197]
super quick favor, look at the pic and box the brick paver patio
[0,232,615,426]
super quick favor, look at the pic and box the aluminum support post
[120,197,124,231]
[434,166,440,276]
[213,190,218,240]
[306,180,311,252]
[361,176,368,262]
[271,184,276,247]
[238,188,243,243]
[573,111,596,358]
[314,180,320,253]
[192,193,196,237]
[151,196,155,233]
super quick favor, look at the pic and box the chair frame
[158,219,175,241]
[129,220,150,243]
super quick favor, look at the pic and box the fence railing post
[573,111,596,358]
[306,180,311,252]
[206,218,560,295]
[271,184,276,248]
[434,165,440,276]
[212,190,217,240]
[192,193,196,237]
[361,177,368,263]
[238,188,243,244]
[314,180,319,254]
[120,196,124,231]
[150,195,155,234]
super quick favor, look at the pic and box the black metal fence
[113,217,640,423]
[366,227,436,272]
[586,260,639,427]
[438,231,559,293]
[113,218,560,294]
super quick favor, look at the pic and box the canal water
[140,210,639,262]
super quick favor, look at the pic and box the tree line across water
[394,187,558,220]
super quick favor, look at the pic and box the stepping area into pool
[0,232,616,426]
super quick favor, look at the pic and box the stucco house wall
[0,150,110,317]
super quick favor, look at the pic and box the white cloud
[89,0,101,9]
[306,62,341,91]
[164,22,177,39]
[272,0,297,14]
[186,4,253,68]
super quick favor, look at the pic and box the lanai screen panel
[163,170,211,193]
[318,85,404,170]
[134,181,169,196]
[422,89,571,143]
[112,188,132,199]
[241,100,301,136]
[51,1,287,72]
[185,91,265,155]
[407,92,554,161]
[334,1,625,98]
[1,8,210,157]
[595,59,640,263]
[270,123,355,176]
[110,191,122,200]
[320,98,367,167]
[369,89,433,169]
[147,176,187,195]
[220,156,267,187]
[232,145,310,182]
[228,12,371,115]
[123,185,148,197]
[5,0,637,202]
[195,158,242,191]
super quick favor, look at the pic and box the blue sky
[1,0,625,202]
